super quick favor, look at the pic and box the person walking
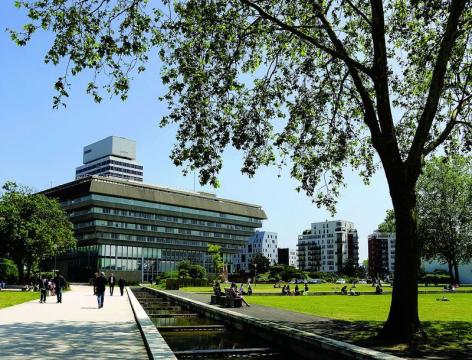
[118,277,126,296]
[38,275,48,303]
[93,272,99,295]
[95,272,107,309]
[108,273,116,296]
[53,272,66,303]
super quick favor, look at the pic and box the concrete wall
[423,261,472,284]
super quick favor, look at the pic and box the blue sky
[0,4,393,261]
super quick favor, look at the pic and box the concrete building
[42,176,266,282]
[368,232,396,278]
[233,231,278,272]
[76,136,144,182]
[278,248,298,268]
[297,220,359,272]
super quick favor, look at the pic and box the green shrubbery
[0,258,19,284]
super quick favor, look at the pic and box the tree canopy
[0,182,76,282]
[10,0,472,342]
[377,209,396,233]
[417,156,472,283]
[249,253,270,274]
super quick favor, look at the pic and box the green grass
[0,291,38,309]
[246,293,472,322]
[178,283,471,294]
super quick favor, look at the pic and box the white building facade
[289,249,298,268]
[76,136,143,182]
[233,231,278,272]
[297,220,359,272]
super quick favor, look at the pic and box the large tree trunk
[447,260,454,284]
[378,181,425,342]
[453,260,460,284]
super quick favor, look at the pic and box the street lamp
[254,264,257,287]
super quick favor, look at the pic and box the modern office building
[297,220,359,272]
[75,136,144,182]
[368,232,396,278]
[233,231,278,272]
[42,176,266,282]
[277,248,298,268]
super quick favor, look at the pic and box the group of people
[37,272,67,304]
[281,283,309,296]
[92,272,126,309]
[340,285,360,296]
[229,282,250,306]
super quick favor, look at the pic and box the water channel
[133,288,288,359]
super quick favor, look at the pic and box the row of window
[75,231,242,251]
[75,219,250,241]
[77,159,143,174]
[87,206,255,232]
[63,194,262,225]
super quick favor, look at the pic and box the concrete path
[0,285,148,360]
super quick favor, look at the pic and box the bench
[210,289,242,308]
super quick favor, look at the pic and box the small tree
[417,156,472,284]
[249,253,270,275]
[207,244,224,274]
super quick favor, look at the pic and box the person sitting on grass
[247,284,253,296]
[304,283,309,293]
[375,284,383,294]
[286,285,291,295]
[294,284,300,296]
[436,296,450,301]
[281,285,286,295]
[349,288,359,296]
[340,285,348,295]
[239,283,246,295]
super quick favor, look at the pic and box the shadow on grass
[269,319,472,359]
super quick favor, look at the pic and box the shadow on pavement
[0,321,147,359]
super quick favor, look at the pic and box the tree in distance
[0,182,76,282]
[417,156,472,284]
[249,252,271,276]
[10,0,472,342]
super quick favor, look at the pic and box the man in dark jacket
[108,273,116,296]
[53,272,67,303]
[118,277,126,296]
[95,272,107,308]
[38,275,48,303]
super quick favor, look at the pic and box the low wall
[145,287,404,360]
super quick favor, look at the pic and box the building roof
[41,176,267,220]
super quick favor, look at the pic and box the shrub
[0,258,19,284]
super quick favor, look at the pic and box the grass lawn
[245,293,472,358]
[246,293,472,322]
[178,283,471,294]
[0,291,38,309]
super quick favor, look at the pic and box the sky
[0,4,394,262]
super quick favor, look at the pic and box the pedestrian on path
[95,272,107,308]
[108,273,116,296]
[118,277,126,296]
[93,272,99,295]
[53,272,67,303]
[38,275,48,303]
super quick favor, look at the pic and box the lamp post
[254,264,257,287]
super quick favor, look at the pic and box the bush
[0,258,19,284]
[166,278,180,290]
[420,273,451,285]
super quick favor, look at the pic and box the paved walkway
[0,285,148,360]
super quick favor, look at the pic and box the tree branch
[407,0,468,173]
[344,0,372,26]
[239,0,373,76]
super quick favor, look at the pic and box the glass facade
[45,177,266,281]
